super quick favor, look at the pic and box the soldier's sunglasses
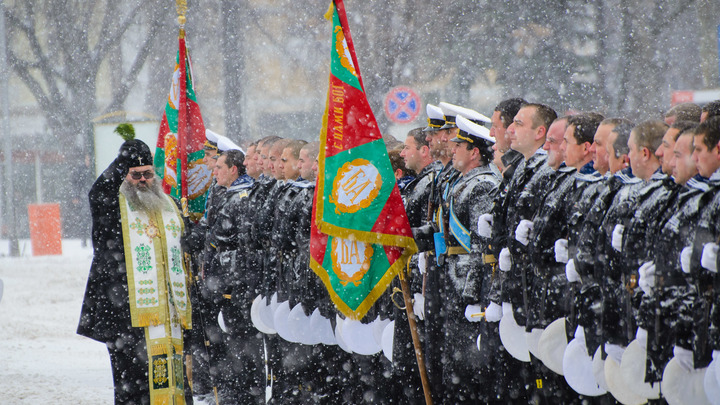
[129,170,155,180]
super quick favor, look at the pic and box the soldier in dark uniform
[568,121,634,362]
[411,102,457,402]
[204,149,257,403]
[439,115,501,403]
[490,97,527,177]
[183,130,221,397]
[594,122,667,368]
[184,132,238,398]
[633,124,709,388]
[390,128,441,404]
[521,114,604,403]
[573,121,645,368]
[491,103,557,403]
[242,136,282,401]
[685,117,720,373]
[253,137,295,401]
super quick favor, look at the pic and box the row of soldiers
[183,96,720,404]
[395,98,720,405]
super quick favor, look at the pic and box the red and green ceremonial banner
[154,29,211,221]
[310,0,417,320]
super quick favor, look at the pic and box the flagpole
[176,0,190,217]
[399,266,433,405]
[174,4,218,405]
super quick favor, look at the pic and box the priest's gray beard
[120,179,171,215]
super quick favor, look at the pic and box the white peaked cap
[456,115,495,144]
[426,103,445,120]
[205,128,221,143]
[217,135,244,153]
[439,102,491,124]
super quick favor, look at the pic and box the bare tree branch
[8,51,59,129]
[90,2,144,71]
[5,5,66,108]
[103,19,163,114]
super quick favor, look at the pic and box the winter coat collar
[614,167,642,184]
[292,177,315,188]
[708,167,720,183]
[227,174,254,192]
[687,174,710,192]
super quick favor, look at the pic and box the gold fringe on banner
[150,343,168,357]
[138,313,162,328]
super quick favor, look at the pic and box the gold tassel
[324,2,334,20]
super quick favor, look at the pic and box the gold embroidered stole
[120,193,192,404]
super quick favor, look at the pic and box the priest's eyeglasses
[129,170,155,180]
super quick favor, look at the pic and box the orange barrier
[28,203,63,256]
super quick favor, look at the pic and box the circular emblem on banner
[330,158,382,214]
[384,86,421,124]
[331,238,374,286]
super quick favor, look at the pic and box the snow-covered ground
[0,239,114,404]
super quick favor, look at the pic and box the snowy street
[0,240,113,404]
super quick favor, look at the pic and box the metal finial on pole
[176,0,187,37]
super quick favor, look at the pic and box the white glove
[515,219,533,246]
[574,326,588,354]
[554,238,569,263]
[638,262,655,296]
[574,325,586,340]
[566,259,582,283]
[477,213,493,238]
[413,293,425,321]
[465,304,484,323]
[417,252,427,275]
[502,302,513,316]
[485,302,503,322]
[499,248,512,272]
[218,310,228,333]
[605,343,625,364]
[673,346,694,372]
[701,243,719,273]
[635,327,648,350]
[611,224,625,252]
[681,246,692,274]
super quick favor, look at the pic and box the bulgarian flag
[310,0,418,320]
[154,27,212,221]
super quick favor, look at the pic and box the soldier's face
[298,149,315,181]
[656,128,679,175]
[692,133,720,178]
[606,131,627,174]
[214,155,236,188]
[269,146,285,180]
[627,131,646,179]
[427,129,448,157]
[243,146,256,176]
[671,134,697,185]
[203,149,218,172]
[563,125,590,170]
[258,145,271,175]
[401,136,421,172]
[126,165,155,190]
[490,110,510,154]
[451,141,473,173]
[544,120,566,170]
[508,107,540,156]
[591,124,613,174]
[281,147,300,180]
